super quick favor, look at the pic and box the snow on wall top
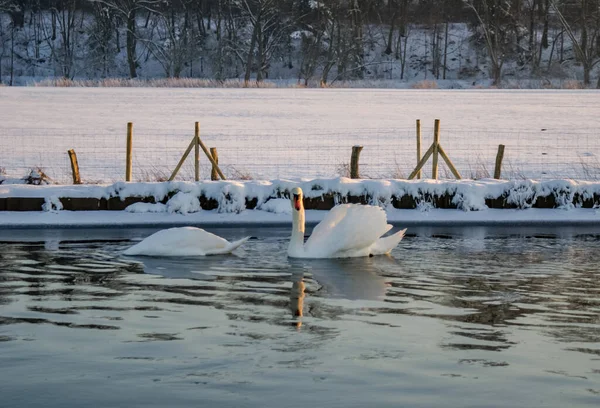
[2,177,600,213]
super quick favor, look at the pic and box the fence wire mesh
[0,126,599,184]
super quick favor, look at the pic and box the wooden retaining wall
[1,191,599,211]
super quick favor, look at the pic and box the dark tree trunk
[256,22,264,83]
[443,21,449,80]
[244,10,261,86]
[541,0,549,48]
[10,25,15,86]
[384,1,396,55]
[126,9,137,78]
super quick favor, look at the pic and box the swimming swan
[123,227,250,257]
[287,187,406,258]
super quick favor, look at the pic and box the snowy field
[1,88,600,183]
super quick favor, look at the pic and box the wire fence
[1,125,599,184]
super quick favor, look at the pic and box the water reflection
[0,229,600,406]
[289,272,305,328]
[0,232,599,391]
[289,257,390,300]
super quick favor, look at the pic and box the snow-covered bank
[1,178,600,227]
[2,178,600,211]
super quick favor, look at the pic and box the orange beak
[293,194,301,211]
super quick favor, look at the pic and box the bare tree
[551,0,600,86]
[2,0,25,85]
[39,0,85,79]
[88,0,161,78]
[0,0,12,12]
[87,1,117,77]
[464,0,513,85]
[0,1,11,83]
[143,0,201,78]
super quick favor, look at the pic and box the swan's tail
[371,228,406,255]
[223,236,251,253]
[205,236,250,255]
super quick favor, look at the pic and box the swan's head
[290,187,303,212]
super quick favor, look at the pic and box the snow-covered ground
[1,87,599,227]
[1,87,600,183]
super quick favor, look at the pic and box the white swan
[287,187,406,258]
[123,226,249,257]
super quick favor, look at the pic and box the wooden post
[169,137,196,181]
[494,144,505,179]
[416,119,422,179]
[197,137,226,180]
[67,149,81,184]
[350,145,363,179]
[126,122,133,181]
[438,145,462,179]
[408,144,434,179]
[431,119,440,180]
[194,122,200,181]
[210,147,219,181]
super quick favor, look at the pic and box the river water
[1,226,599,407]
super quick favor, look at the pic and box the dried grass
[466,155,491,180]
[561,79,585,89]
[26,77,596,90]
[24,167,54,185]
[411,80,438,89]
[227,166,254,180]
[336,161,351,178]
[138,167,171,182]
[34,77,277,88]
[578,154,600,180]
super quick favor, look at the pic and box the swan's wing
[185,227,230,249]
[304,204,391,257]
[124,227,229,256]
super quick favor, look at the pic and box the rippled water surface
[1,227,599,408]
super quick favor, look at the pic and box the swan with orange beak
[287,187,406,258]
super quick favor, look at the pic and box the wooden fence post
[169,137,196,181]
[416,119,422,179]
[126,122,133,181]
[350,145,363,179]
[431,119,440,180]
[67,149,81,184]
[408,118,461,180]
[194,122,200,181]
[438,145,462,179]
[197,137,226,180]
[210,147,219,181]
[494,144,505,179]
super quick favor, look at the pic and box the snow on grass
[125,202,167,213]
[258,198,292,214]
[1,88,600,183]
[165,192,201,214]
[41,196,63,212]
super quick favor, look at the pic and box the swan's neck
[289,207,305,256]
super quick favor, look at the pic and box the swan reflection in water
[289,256,392,301]
[287,256,397,328]
[127,251,397,331]
[289,272,306,328]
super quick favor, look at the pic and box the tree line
[1,1,599,87]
